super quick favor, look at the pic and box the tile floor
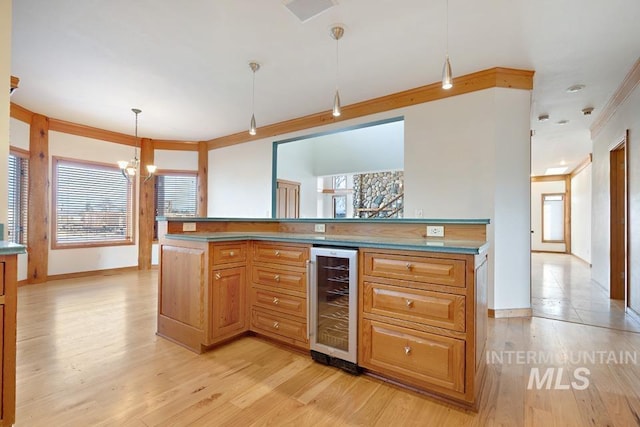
[531,252,640,332]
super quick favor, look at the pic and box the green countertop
[0,241,27,255]
[163,232,488,255]
[157,217,490,225]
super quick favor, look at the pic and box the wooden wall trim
[154,140,200,151]
[10,102,33,123]
[530,174,567,182]
[206,67,534,150]
[197,141,208,217]
[28,114,50,284]
[591,58,640,140]
[49,118,140,147]
[138,138,155,270]
[10,75,19,90]
[570,154,592,178]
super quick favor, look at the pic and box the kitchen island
[156,217,488,410]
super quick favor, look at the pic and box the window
[542,193,565,242]
[333,175,347,190]
[7,150,29,244]
[332,195,347,218]
[154,172,197,239]
[52,157,135,248]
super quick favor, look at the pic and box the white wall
[209,87,532,311]
[531,180,566,252]
[571,164,592,263]
[0,0,11,237]
[592,80,640,296]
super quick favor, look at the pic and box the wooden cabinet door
[211,266,247,339]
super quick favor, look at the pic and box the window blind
[155,174,197,217]
[53,158,134,246]
[154,174,197,239]
[7,154,29,245]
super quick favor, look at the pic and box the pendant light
[248,62,260,135]
[330,25,344,117]
[117,108,157,182]
[442,0,453,90]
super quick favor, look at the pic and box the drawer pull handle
[273,321,280,329]
[275,250,281,257]
[215,273,221,280]
[273,297,279,305]
[404,346,412,355]
[229,251,235,257]
[274,275,280,282]
[405,263,413,270]
[405,299,414,308]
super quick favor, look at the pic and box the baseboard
[531,250,567,254]
[46,266,142,282]
[488,308,532,318]
[17,279,29,288]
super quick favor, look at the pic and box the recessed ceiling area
[9,0,640,176]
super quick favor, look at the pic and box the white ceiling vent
[283,0,337,23]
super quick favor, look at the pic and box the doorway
[276,179,300,218]
[609,132,628,302]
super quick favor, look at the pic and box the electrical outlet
[182,222,197,232]
[426,225,444,237]
[314,223,326,233]
[415,209,424,218]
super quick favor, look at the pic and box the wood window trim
[9,146,29,158]
[51,156,137,250]
[541,192,565,244]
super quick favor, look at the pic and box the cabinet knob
[275,250,281,257]
[274,274,280,282]
[405,263,413,270]
[229,251,235,257]
[215,273,221,280]
[404,346,412,355]
[273,297,279,305]
[405,299,414,308]
[273,321,280,329]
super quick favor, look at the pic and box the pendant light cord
[335,37,339,91]
[446,0,449,56]
[252,69,256,114]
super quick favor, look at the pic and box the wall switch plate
[314,223,326,233]
[183,222,197,232]
[426,225,444,237]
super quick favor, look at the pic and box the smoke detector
[582,107,594,116]
[566,84,586,93]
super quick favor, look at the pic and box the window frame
[541,192,565,243]
[51,156,136,250]
[7,146,29,245]
[153,169,198,241]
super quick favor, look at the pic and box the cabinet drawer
[363,282,465,332]
[252,288,306,319]
[212,242,247,266]
[361,319,465,393]
[253,243,309,267]
[363,253,465,287]
[252,265,306,293]
[251,309,308,343]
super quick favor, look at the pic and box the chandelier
[117,108,156,182]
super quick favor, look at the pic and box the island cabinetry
[358,248,487,409]
[157,240,248,353]
[250,242,310,349]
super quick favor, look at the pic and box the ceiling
[9,0,640,176]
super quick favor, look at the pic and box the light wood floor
[16,270,640,426]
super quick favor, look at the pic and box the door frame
[609,130,629,302]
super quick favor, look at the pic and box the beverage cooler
[309,247,360,374]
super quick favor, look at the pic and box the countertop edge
[157,217,491,225]
[163,233,489,255]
